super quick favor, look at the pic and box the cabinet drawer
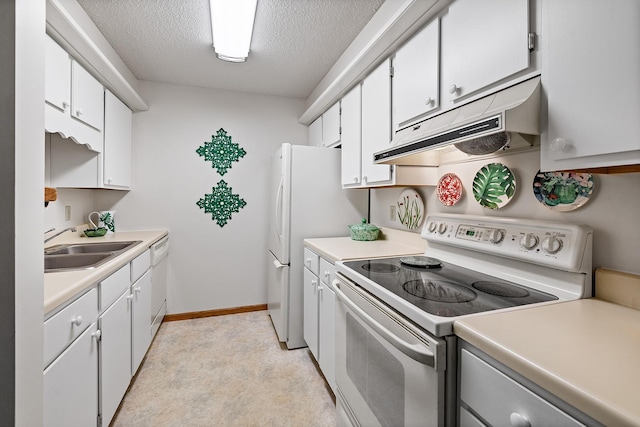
[460,349,584,427]
[100,264,131,311]
[44,288,98,368]
[319,258,336,287]
[303,247,319,276]
[131,249,151,283]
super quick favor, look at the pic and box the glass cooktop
[342,256,558,317]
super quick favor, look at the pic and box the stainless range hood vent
[374,76,541,165]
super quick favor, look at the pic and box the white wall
[371,150,640,275]
[95,81,307,314]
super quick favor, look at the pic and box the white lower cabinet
[99,288,132,427]
[459,344,600,427]
[131,269,152,375]
[44,323,99,427]
[303,248,337,392]
[44,247,157,427]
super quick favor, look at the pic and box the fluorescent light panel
[209,0,258,62]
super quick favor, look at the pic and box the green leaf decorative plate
[532,170,594,211]
[472,163,516,209]
[397,189,424,230]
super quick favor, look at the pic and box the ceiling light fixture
[209,0,258,63]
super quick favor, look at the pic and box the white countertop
[454,269,640,427]
[44,227,168,316]
[304,227,426,262]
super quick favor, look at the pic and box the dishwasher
[150,236,169,338]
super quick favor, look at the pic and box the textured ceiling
[76,0,385,99]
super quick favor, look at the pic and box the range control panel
[422,214,592,272]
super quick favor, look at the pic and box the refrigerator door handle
[273,259,287,269]
[275,176,284,243]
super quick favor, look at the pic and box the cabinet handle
[305,258,311,267]
[449,84,459,95]
[127,294,134,301]
[318,284,324,294]
[92,329,102,341]
[135,286,142,294]
[70,315,83,326]
[509,413,531,427]
[354,177,359,183]
[425,97,433,105]
[323,271,330,279]
[75,109,82,116]
[362,176,367,183]
[62,101,69,110]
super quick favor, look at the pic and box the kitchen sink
[45,240,142,272]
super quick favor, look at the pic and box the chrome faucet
[44,227,77,243]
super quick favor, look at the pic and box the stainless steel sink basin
[44,240,142,272]
[45,241,140,256]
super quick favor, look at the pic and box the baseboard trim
[163,304,268,322]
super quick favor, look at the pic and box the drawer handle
[71,315,83,327]
[92,329,102,341]
[134,286,142,294]
[510,413,531,427]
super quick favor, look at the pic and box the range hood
[374,76,541,165]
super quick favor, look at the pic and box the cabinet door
[540,0,640,170]
[103,91,132,188]
[71,61,104,131]
[132,269,152,375]
[45,35,71,112]
[441,0,530,103]
[43,323,99,427]
[99,290,132,427]
[340,85,362,187]
[303,267,319,360]
[308,117,323,147]
[393,17,440,128]
[318,281,336,393]
[322,102,341,147]
[361,59,393,186]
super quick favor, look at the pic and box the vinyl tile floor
[111,311,336,427]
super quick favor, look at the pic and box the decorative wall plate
[436,173,463,206]
[532,170,594,211]
[397,189,424,230]
[472,163,516,209]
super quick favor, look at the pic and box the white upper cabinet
[308,117,323,146]
[393,17,440,129]
[308,102,341,147]
[103,90,133,189]
[322,102,341,147]
[441,0,530,103]
[340,85,362,187]
[360,59,394,186]
[540,0,640,171]
[71,61,105,130]
[45,35,104,152]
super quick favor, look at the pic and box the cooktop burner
[361,262,400,273]
[343,257,557,317]
[403,279,477,303]
[472,281,530,298]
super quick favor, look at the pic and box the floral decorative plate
[397,189,424,230]
[436,173,463,206]
[472,163,516,209]
[532,170,594,211]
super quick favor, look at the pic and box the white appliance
[267,143,368,349]
[150,236,169,338]
[334,214,593,426]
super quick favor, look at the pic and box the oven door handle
[334,281,435,367]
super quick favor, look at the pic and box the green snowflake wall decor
[197,180,247,227]
[196,128,246,175]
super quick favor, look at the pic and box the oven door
[334,274,446,427]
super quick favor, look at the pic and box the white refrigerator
[267,143,368,349]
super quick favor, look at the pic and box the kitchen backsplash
[370,149,640,275]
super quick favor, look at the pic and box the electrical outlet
[64,205,71,221]
[390,205,396,221]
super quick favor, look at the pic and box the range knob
[488,229,505,244]
[519,233,539,250]
[437,223,448,234]
[542,236,563,254]
[427,221,437,233]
